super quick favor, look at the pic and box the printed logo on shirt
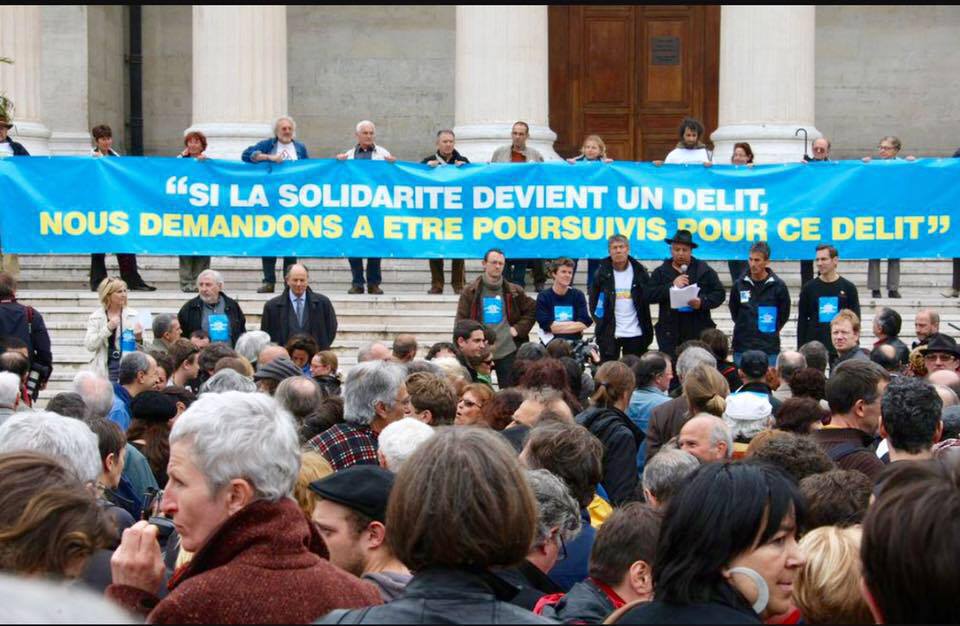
[483,296,503,325]
[758,306,777,334]
[818,297,839,323]
[740,290,751,304]
[208,314,230,343]
[554,306,573,322]
[615,288,631,301]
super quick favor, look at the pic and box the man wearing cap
[729,242,790,368]
[646,230,725,359]
[733,350,782,414]
[252,356,302,396]
[921,335,960,375]
[309,466,411,602]
[0,115,29,278]
[590,235,654,362]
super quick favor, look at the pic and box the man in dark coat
[260,263,338,350]
[729,241,791,366]
[589,235,654,362]
[177,269,246,348]
[0,272,52,389]
[422,130,469,295]
[646,229,726,360]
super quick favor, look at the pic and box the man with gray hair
[199,368,257,395]
[678,414,733,464]
[0,411,100,484]
[177,268,247,347]
[497,469,580,609]
[337,120,394,295]
[149,313,182,354]
[305,360,411,471]
[275,376,323,423]
[799,340,829,375]
[0,370,21,425]
[234,330,272,367]
[641,447,699,508]
[376,417,435,473]
[241,116,306,293]
[106,352,158,431]
[107,391,381,622]
[773,350,807,403]
[645,344,717,460]
[358,341,392,363]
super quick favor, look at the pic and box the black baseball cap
[308,465,395,522]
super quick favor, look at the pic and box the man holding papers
[646,230,725,360]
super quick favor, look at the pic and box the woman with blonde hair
[793,525,872,624]
[575,361,644,505]
[683,364,729,418]
[566,134,613,164]
[84,277,142,382]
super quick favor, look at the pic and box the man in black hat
[645,229,725,359]
[921,335,960,375]
[734,349,782,413]
[309,466,411,601]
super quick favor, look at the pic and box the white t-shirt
[0,142,13,157]
[664,147,711,164]
[274,140,298,161]
[613,266,642,338]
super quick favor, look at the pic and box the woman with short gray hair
[234,330,272,366]
[107,391,380,622]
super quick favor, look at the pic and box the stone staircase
[12,254,960,404]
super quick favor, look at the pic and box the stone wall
[816,6,960,159]
[86,5,128,151]
[141,5,192,156]
[286,5,455,160]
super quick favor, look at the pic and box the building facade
[3,5,958,162]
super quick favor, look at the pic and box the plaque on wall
[651,36,681,65]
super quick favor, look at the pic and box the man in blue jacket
[729,241,791,367]
[242,116,308,293]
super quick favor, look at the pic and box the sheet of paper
[669,284,700,309]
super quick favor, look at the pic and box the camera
[26,362,50,403]
[142,487,176,543]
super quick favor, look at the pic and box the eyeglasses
[556,533,568,561]
[460,398,481,409]
[924,353,957,363]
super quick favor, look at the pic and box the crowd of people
[0,111,959,623]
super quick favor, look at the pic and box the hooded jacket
[729,271,791,355]
[106,498,381,623]
[576,406,645,505]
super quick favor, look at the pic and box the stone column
[0,6,51,154]
[186,5,287,160]
[453,5,559,162]
[711,6,820,164]
[40,5,91,155]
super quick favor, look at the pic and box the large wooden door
[549,5,719,161]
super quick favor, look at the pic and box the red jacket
[106,498,381,623]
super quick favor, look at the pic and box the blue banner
[0,156,957,259]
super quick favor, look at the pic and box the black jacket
[260,287,338,350]
[539,578,616,624]
[319,567,555,624]
[420,149,470,165]
[1,138,29,156]
[874,336,910,365]
[0,300,53,383]
[576,406,644,505]
[589,257,654,357]
[617,585,760,624]
[646,258,725,358]
[177,292,246,348]
[728,271,791,355]
[496,560,564,611]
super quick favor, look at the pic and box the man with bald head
[928,369,960,401]
[913,309,942,349]
[260,264,338,350]
[358,341,393,363]
[773,350,806,402]
[677,414,732,463]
